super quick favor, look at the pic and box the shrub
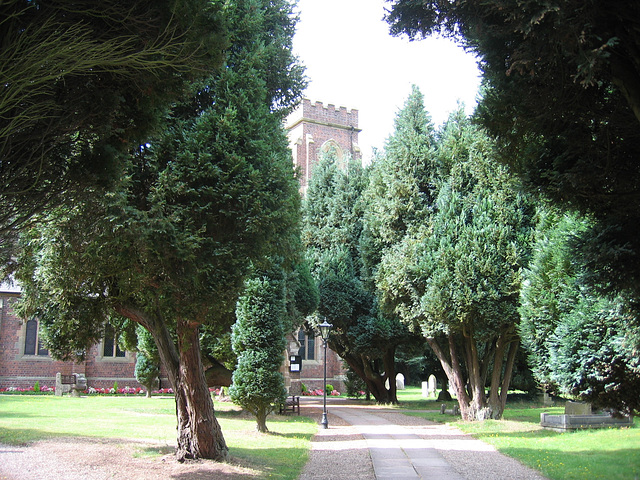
[33,381,40,393]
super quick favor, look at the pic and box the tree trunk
[175,318,228,462]
[382,346,398,404]
[256,408,268,433]
[114,304,228,461]
[428,328,519,421]
[330,342,396,404]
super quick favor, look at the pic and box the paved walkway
[330,407,464,480]
[298,397,548,480]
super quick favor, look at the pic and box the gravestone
[396,373,405,390]
[428,374,437,397]
[421,381,429,398]
[565,401,591,415]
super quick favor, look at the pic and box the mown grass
[395,386,640,480]
[0,395,316,479]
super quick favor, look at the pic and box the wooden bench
[279,395,300,415]
[60,374,76,385]
[55,373,87,396]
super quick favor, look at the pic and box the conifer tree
[303,152,411,404]
[230,270,288,433]
[378,110,534,420]
[14,0,304,461]
[134,325,161,398]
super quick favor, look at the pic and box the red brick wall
[0,293,169,390]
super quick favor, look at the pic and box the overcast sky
[292,0,482,162]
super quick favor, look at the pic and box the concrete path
[331,407,464,480]
[298,397,548,480]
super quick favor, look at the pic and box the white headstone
[396,373,405,390]
[428,374,437,396]
[421,381,429,398]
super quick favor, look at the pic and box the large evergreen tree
[302,152,411,404]
[520,210,640,415]
[378,111,534,420]
[14,0,304,461]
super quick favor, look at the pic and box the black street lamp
[318,318,333,429]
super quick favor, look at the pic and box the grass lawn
[0,394,316,479]
[395,386,640,480]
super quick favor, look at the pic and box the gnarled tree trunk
[427,328,519,421]
[114,304,228,461]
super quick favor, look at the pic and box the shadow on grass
[0,426,64,445]
[134,444,175,457]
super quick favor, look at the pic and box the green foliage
[520,210,640,414]
[230,272,288,432]
[360,85,436,283]
[12,0,305,460]
[377,108,534,419]
[33,381,40,393]
[303,150,409,404]
[0,0,226,243]
[134,325,161,395]
[386,0,640,302]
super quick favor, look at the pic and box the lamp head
[318,318,333,341]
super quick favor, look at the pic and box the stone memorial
[396,373,405,390]
[541,401,633,431]
[428,374,437,397]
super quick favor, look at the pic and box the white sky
[292,0,482,163]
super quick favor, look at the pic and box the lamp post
[318,318,333,429]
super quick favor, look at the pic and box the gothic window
[297,329,316,361]
[320,139,346,171]
[103,324,126,358]
[24,319,49,356]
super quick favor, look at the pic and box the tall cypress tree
[230,270,288,433]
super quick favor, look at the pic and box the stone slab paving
[331,407,464,479]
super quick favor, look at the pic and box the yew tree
[14,0,304,462]
[520,210,640,415]
[0,0,224,247]
[386,0,640,303]
[378,111,534,420]
[302,152,412,404]
[230,269,288,433]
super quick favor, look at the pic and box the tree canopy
[520,210,640,415]
[377,106,534,419]
[230,269,288,433]
[0,0,225,247]
[386,0,640,301]
[302,151,412,404]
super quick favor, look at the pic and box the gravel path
[299,398,548,480]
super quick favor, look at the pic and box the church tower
[285,99,361,193]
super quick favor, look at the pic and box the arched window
[24,319,48,356]
[320,139,346,171]
[297,329,315,361]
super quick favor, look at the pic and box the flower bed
[0,385,223,396]
[301,389,341,396]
